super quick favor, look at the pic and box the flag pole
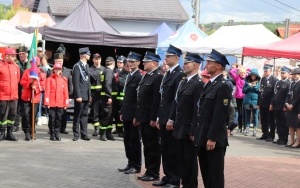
[32,89,35,141]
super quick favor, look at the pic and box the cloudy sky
[180,0,300,23]
[1,0,300,23]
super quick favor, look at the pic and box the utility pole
[284,18,290,39]
[194,0,200,27]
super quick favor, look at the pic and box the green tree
[0,4,28,20]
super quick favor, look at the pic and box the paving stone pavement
[1,125,300,188]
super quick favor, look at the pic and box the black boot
[55,134,61,141]
[92,126,99,136]
[25,132,30,141]
[99,130,107,141]
[12,126,19,132]
[0,130,5,141]
[5,127,18,141]
[106,129,115,141]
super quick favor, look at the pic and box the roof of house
[276,24,300,38]
[47,0,189,22]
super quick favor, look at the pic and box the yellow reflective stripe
[111,92,118,96]
[92,122,100,126]
[91,85,102,89]
[0,120,8,126]
[107,125,113,129]
[117,124,123,127]
[7,120,14,124]
[99,126,107,130]
[120,92,125,96]
[116,97,124,100]
[100,92,106,96]
[100,75,104,81]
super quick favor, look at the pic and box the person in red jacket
[44,63,69,141]
[0,48,20,141]
[20,57,46,141]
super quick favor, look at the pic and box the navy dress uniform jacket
[121,70,143,121]
[72,61,91,101]
[192,74,232,148]
[136,69,163,123]
[259,76,278,108]
[170,75,204,139]
[158,65,184,124]
[271,79,290,111]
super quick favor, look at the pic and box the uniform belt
[91,85,102,89]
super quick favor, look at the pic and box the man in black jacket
[72,47,91,141]
[135,51,163,182]
[118,52,143,174]
[192,49,232,188]
[257,64,278,141]
[153,45,184,188]
[169,52,204,188]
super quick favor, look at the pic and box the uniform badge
[223,99,228,106]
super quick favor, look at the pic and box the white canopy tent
[180,24,281,55]
[0,24,42,48]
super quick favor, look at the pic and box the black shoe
[107,134,115,141]
[25,132,31,141]
[5,130,18,141]
[92,130,99,136]
[153,180,168,187]
[73,137,79,141]
[277,140,287,145]
[265,138,274,142]
[137,174,147,180]
[124,167,141,174]
[256,136,267,140]
[118,165,131,172]
[60,130,69,134]
[141,175,159,181]
[81,136,91,141]
[50,136,55,141]
[55,136,61,141]
[162,184,179,188]
[272,139,279,144]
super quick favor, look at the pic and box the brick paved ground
[0,125,299,188]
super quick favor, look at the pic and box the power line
[259,0,300,17]
[274,0,300,12]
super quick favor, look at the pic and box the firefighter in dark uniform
[72,47,91,141]
[192,49,232,188]
[52,51,73,134]
[115,57,130,137]
[270,66,291,145]
[118,52,143,174]
[135,51,163,182]
[89,53,105,136]
[14,46,30,132]
[111,55,127,136]
[153,45,184,187]
[257,64,278,141]
[168,52,204,188]
[99,56,118,141]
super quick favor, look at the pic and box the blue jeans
[244,107,258,128]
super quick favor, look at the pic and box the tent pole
[273,58,276,75]
[241,55,244,65]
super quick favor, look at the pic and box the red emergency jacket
[20,68,46,103]
[0,60,20,100]
[44,74,69,108]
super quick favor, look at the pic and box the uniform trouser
[48,107,64,136]
[236,98,245,129]
[260,107,275,139]
[198,146,226,188]
[140,122,161,178]
[0,100,17,131]
[21,101,38,133]
[123,120,142,170]
[99,98,113,134]
[176,137,198,188]
[112,97,123,132]
[90,92,101,127]
[60,110,67,132]
[274,110,288,142]
[160,124,180,186]
[72,101,89,138]
[14,98,22,128]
